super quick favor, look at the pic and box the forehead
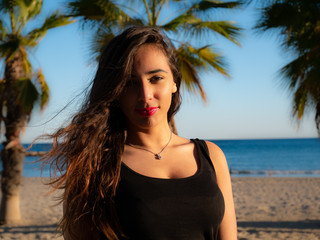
[132,44,170,71]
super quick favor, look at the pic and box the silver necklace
[126,132,172,160]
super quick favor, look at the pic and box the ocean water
[0,138,319,177]
[213,138,320,177]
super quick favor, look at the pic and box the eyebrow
[146,69,168,74]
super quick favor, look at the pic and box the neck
[125,125,173,150]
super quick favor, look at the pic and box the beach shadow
[0,224,60,234]
[238,220,320,230]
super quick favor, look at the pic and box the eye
[149,75,164,83]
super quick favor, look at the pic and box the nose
[137,81,153,102]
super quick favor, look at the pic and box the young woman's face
[119,44,177,131]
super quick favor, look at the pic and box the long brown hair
[42,26,182,239]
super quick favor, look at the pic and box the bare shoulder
[204,141,230,178]
[204,141,227,162]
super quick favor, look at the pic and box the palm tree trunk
[316,100,320,137]
[0,141,25,223]
[0,54,26,224]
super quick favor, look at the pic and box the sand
[234,178,320,240]
[0,177,319,239]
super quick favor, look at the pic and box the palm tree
[0,0,72,223]
[254,0,320,135]
[66,0,242,102]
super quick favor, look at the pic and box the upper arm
[205,141,237,240]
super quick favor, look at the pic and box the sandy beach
[0,177,319,239]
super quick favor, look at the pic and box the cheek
[159,86,174,106]
[119,93,134,115]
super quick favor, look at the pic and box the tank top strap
[191,138,215,170]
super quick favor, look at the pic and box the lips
[136,107,159,117]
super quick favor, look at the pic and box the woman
[44,26,237,240]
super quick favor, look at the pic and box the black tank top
[114,139,225,240]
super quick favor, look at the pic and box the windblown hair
[43,26,181,239]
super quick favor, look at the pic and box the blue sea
[0,138,319,177]
[213,138,320,177]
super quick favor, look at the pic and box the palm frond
[280,53,320,125]
[20,0,42,20]
[19,46,32,77]
[280,57,305,90]
[161,11,198,31]
[175,45,206,101]
[142,0,152,24]
[15,77,39,115]
[0,18,7,40]
[0,38,21,59]
[187,20,241,45]
[35,68,49,110]
[188,45,229,76]
[67,0,130,29]
[0,0,11,10]
[196,0,242,11]
[15,0,43,33]
[161,2,241,44]
[255,0,320,136]
[67,0,108,20]
[256,1,299,30]
[154,0,167,24]
[279,50,320,91]
[24,11,74,46]
[40,10,74,30]
[291,66,319,122]
[293,84,308,120]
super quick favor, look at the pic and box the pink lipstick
[136,107,159,117]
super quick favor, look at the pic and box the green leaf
[67,0,130,28]
[162,12,198,31]
[15,0,43,33]
[0,38,21,59]
[25,11,74,45]
[15,77,39,114]
[293,84,308,120]
[67,0,108,20]
[19,46,32,77]
[196,0,242,11]
[23,0,42,21]
[188,21,241,46]
[40,10,74,30]
[256,0,320,133]
[189,45,229,76]
[35,68,49,110]
[175,45,206,101]
[0,18,7,40]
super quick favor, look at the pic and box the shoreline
[231,174,320,178]
[22,174,320,178]
[0,177,319,239]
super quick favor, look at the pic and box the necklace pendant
[155,154,162,160]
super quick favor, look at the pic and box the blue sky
[11,1,318,143]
